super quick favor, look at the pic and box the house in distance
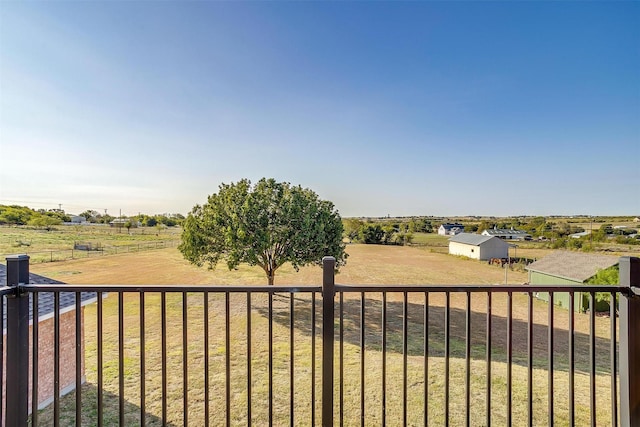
[438,223,465,236]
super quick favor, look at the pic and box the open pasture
[0,225,181,262]
[28,245,618,425]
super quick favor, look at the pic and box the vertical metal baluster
[465,292,471,427]
[311,291,316,426]
[269,291,273,427]
[226,292,231,427]
[528,292,534,427]
[268,291,273,426]
[340,292,344,427]
[140,292,146,427]
[424,291,429,427]
[382,292,387,427]
[97,292,104,427]
[183,291,188,425]
[487,292,492,427]
[610,291,617,427]
[445,292,450,427]
[569,292,575,426]
[119,292,124,426]
[0,293,3,426]
[76,292,82,427]
[548,291,554,426]
[590,292,596,427]
[290,293,295,426]
[247,292,252,425]
[204,292,210,427]
[403,292,408,427]
[507,291,512,427]
[32,293,39,425]
[0,294,3,426]
[161,292,167,426]
[54,292,60,427]
[360,292,365,427]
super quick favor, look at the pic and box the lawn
[29,245,618,426]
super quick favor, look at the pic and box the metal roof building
[449,233,509,260]
[481,227,531,240]
[525,251,618,312]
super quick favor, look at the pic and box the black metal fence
[2,256,639,426]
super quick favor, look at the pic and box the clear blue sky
[1,1,638,218]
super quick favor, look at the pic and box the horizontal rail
[21,283,626,294]
[21,284,322,293]
[335,283,627,293]
[0,286,13,295]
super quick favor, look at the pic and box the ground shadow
[258,292,616,375]
[35,383,177,427]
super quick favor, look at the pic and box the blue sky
[1,2,638,217]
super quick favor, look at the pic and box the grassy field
[0,225,181,263]
[27,246,620,426]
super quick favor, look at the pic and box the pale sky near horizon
[1,1,638,218]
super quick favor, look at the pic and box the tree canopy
[178,178,348,285]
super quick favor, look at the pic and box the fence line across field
[0,240,179,264]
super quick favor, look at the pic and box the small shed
[449,233,509,260]
[1,264,99,413]
[525,251,618,312]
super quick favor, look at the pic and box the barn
[448,233,509,260]
[1,262,99,413]
[525,251,618,312]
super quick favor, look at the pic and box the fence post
[5,254,30,427]
[619,256,640,426]
[322,256,336,427]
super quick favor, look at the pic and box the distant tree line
[342,218,428,245]
[0,205,68,230]
[342,215,639,250]
[0,205,185,230]
[79,210,185,227]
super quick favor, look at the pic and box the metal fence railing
[0,240,179,264]
[2,255,639,426]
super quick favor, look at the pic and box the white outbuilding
[449,233,510,260]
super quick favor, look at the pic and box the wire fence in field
[0,240,179,264]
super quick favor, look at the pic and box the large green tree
[179,178,348,285]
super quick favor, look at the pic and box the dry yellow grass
[29,245,618,426]
[31,243,529,286]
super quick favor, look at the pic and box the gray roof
[525,251,618,283]
[1,264,99,328]
[449,233,500,246]
[483,228,530,237]
[440,223,464,229]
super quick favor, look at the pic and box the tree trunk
[268,271,275,286]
